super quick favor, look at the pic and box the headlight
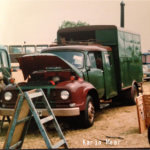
[4,92,12,101]
[61,90,69,100]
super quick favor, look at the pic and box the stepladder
[3,88,69,149]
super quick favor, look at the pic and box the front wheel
[80,95,95,128]
[128,85,139,105]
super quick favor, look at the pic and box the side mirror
[86,66,91,71]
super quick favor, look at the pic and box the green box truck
[56,25,143,104]
[0,25,143,128]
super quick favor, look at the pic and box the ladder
[3,88,69,149]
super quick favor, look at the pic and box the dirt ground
[1,82,150,148]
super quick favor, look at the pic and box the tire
[80,95,95,128]
[128,85,139,105]
[148,125,150,144]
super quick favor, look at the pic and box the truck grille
[22,89,54,108]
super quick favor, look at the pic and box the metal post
[120,1,125,28]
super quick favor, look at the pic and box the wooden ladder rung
[9,141,22,149]
[52,139,65,148]
[16,116,30,125]
[28,92,43,99]
[40,115,54,124]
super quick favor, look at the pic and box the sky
[0,0,150,52]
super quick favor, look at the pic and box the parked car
[142,52,150,81]
[143,65,150,81]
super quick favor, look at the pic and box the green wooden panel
[88,68,105,99]
[124,32,133,57]
[133,34,143,83]
[102,51,118,99]
[118,31,126,57]
[95,29,118,45]
[118,31,143,88]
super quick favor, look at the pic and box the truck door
[87,52,105,99]
[0,49,11,84]
[102,51,118,99]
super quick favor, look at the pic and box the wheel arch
[87,89,99,110]
[131,80,139,96]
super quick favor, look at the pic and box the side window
[105,53,111,67]
[142,55,146,64]
[95,52,103,70]
[89,53,97,68]
[1,51,9,67]
[146,55,150,63]
[9,46,22,53]
[23,46,35,53]
[36,45,48,53]
[86,55,91,67]
[0,56,2,67]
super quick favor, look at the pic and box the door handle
[101,70,104,73]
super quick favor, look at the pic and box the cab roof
[42,45,112,52]
[57,25,139,35]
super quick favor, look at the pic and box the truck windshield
[46,51,84,68]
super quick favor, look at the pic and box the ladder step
[16,116,30,125]
[28,92,43,99]
[40,115,54,124]
[9,141,22,149]
[52,139,65,149]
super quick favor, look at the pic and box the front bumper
[0,107,80,117]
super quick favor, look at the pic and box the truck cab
[42,45,118,100]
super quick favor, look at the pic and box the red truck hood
[17,54,83,80]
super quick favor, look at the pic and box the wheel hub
[134,88,138,102]
[88,102,95,123]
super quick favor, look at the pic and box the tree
[59,20,89,29]
[53,20,89,42]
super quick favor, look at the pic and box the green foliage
[59,20,89,29]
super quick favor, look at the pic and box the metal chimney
[120,1,125,28]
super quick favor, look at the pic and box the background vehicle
[5,44,49,69]
[4,44,50,83]
[0,45,14,107]
[142,52,150,81]
[0,45,12,84]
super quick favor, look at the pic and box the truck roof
[42,45,112,52]
[58,25,117,33]
[58,25,140,35]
